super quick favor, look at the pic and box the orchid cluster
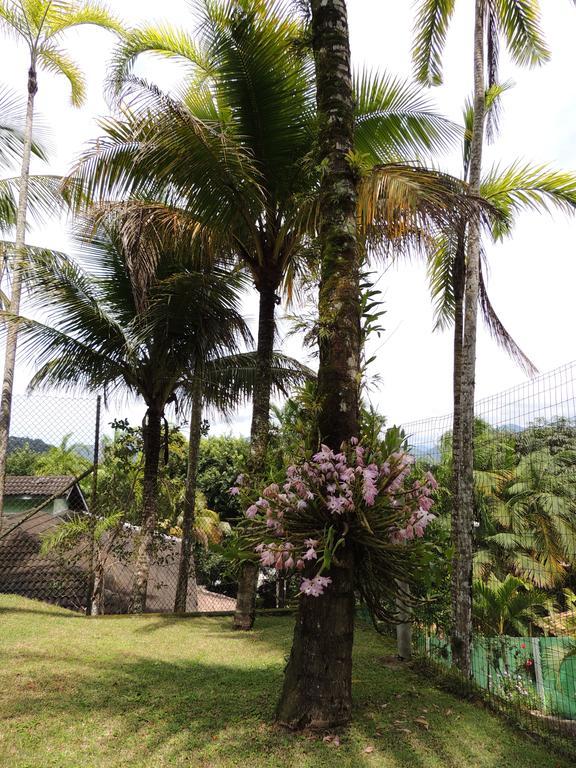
[231,439,438,598]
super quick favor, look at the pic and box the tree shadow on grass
[0,603,81,619]
[2,642,570,768]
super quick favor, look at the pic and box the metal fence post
[531,637,546,711]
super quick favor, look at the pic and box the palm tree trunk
[451,0,486,676]
[90,555,105,616]
[0,65,37,528]
[233,280,277,630]
[130,406,162,613]
[174,376,202,613]
[277,0,359,729]
[276,549,355,728]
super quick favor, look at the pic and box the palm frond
[359,163,490,255]
[427,229,461,331]
[478,265,538,376]
[495,0,550,68]
[38,44,86,105]
[45,1,122,38]
[412,0,456,86]
[0,174,63,229]
[196,350,314,416]
[353,69,459,161]
[481,161,576,241]
[107,23,213,96]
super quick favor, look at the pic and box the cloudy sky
[1,0,575,441]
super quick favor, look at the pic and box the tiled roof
[4,476,77,497]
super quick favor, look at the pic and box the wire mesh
[404,361,576,746]
[0,392,238,616]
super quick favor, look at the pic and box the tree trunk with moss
[451,0,486,677]
[276,0,360,729]
[130,406,163,613]
[175,376,202,613]
[233,277,277,630]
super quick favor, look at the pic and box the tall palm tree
[0,83,49,232]
[429,87,576,365]
[2,214,252,612]
[69,0,480,629]
[0,82,64,276]
[413,0,551,675]
[174,351,312,613]
[274,0,359,730]
[0,1,121,520]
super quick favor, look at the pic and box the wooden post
[396,580,412,661]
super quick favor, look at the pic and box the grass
[0,594,571,768]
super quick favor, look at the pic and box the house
[0,476,236,614]
[3,475,88,517]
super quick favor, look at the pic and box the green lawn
[0,594,570,768]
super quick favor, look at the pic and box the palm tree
[0,83,49,231]
[2,213,252,613]
[40,508,123,615]
[69,0,482,630]
[0,84,63,306]
[473,574,551,636]
[174,351,312,613]
[273,0,360,730]
[413,0,551,675]
[0,0,121,520]
[35,432,90,476]
[429,87,576,366]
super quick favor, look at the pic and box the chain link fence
[0,393,238,615]
[404,361,576,744]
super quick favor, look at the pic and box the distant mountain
[8,436,53,454]
[413,443,441,462]
[497,423,523,433]
[72,443,94,461]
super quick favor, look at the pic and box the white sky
[1,0,576,440]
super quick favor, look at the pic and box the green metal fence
[416,633,576,720]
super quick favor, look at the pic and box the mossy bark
[451,0,486,677]
[130,406,162,614]
[276,0,359,729]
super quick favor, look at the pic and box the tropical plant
[40,508,124,615]
[35,432,90,476]
[473,574,552,636]
[0,0,121,521]
[413,0,553,675]
[2,211,252,613]
[0,84,52,233]
[478,445,576,588]
[69,0,484,631]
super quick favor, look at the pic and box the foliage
[6,441,40,475]
[35,433,90,477]
[472,574,552,636]
[196,436,249,523]
[40,508,122,557]
[0,0,122,107]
